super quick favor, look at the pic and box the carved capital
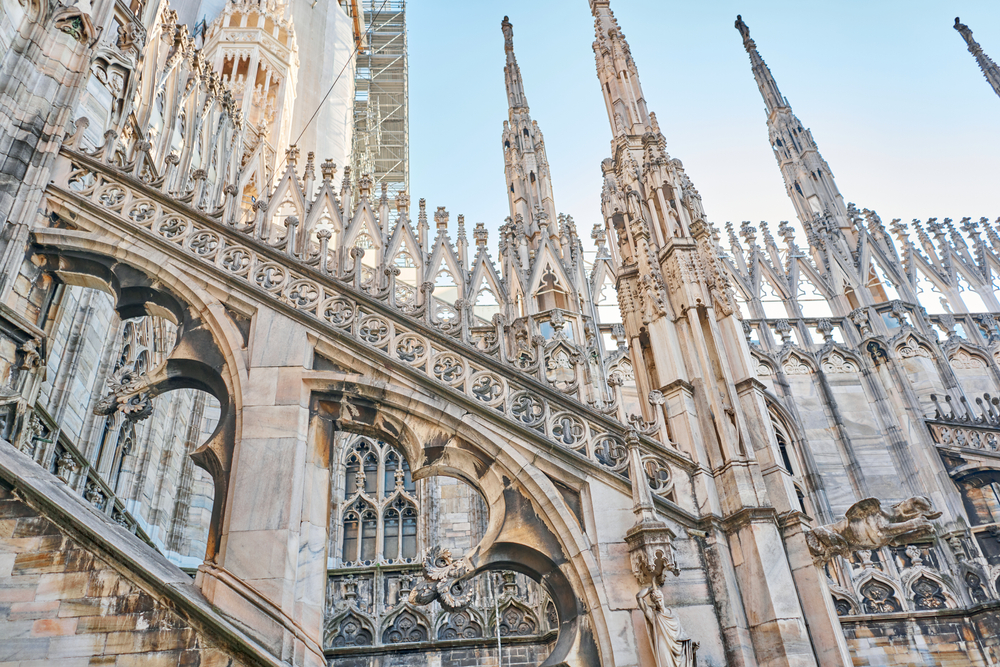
[625,520,679,587]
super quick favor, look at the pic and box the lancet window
[769,405,811,515]
[338,436,419,566]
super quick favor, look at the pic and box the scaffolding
[351,0,408,214]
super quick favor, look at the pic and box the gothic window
[339,436,419,566]
[354,233,374,250]
[471,277,501,325]
[433,259,459,305]
[535,267,569,311]
[769,405,813,515]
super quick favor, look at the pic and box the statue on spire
[735,14,750,42]
[501,15,513,51]
[954,17,1000,99]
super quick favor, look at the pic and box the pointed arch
[780,350,816,376]
[380,604,431,645]
[527,242,575,313]
[265,165,307,244]
[820,347,861,374]
[468,255,505,326]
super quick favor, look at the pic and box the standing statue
[636,587,697,667]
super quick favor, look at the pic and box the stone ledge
[0,440,285,667]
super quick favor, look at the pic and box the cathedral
[0,0,998,664]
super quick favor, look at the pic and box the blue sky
[407,1,1000,250]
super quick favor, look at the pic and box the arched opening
[325,431,560,662]
[312,392,598,667]
[27,245,238,567]
[30,281,222,570]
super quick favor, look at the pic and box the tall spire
[954,17,1000,99]
[590,0,652,136]
[500,17,557,252]
[734,15,853,251]
[501,16,528,110]
[734,15,787,115]
[589,6,840,662]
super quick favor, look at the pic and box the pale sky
[407,2,1000,251]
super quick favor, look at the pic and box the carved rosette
[625,520,679,587]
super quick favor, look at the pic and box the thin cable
[255,0,392,199]
[291,0,391,148]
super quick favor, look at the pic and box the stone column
[197,308,327,667]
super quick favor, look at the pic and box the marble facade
[0,0,998,666]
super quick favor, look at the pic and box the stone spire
[954,17,1000,99]
[500,16,557,243]
[590,0,652,136]
[591,6,844,662]
[734,14,787,115]
[501,16,528,110]
[734,15,854,251]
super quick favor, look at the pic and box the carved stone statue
[805,496,942,563]
[636,587,697,667]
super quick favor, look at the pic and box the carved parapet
[804,496,941,564]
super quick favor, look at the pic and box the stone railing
[824,540,989,617]
[44,147,689,499]
[325,565,556,653]
[9,407,150,540]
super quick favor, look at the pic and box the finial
[358,173,372,199]
[320,160,336,181]
[286,145,299,168]
[474,222,488,249]
[434,207,449,232]
[396,191,410,215]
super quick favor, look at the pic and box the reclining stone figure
[805,496,942,564]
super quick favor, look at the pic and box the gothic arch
[380,603,431,645]
[435,606,487,640]
[900,568,958,611]
[307,378,607,667]
[854,570,906,614]
[29,228,247,562]
[819,346,862,374]
[779,349,817,376]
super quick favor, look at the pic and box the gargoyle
[407,546,475,611]
[805,496,941,564]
